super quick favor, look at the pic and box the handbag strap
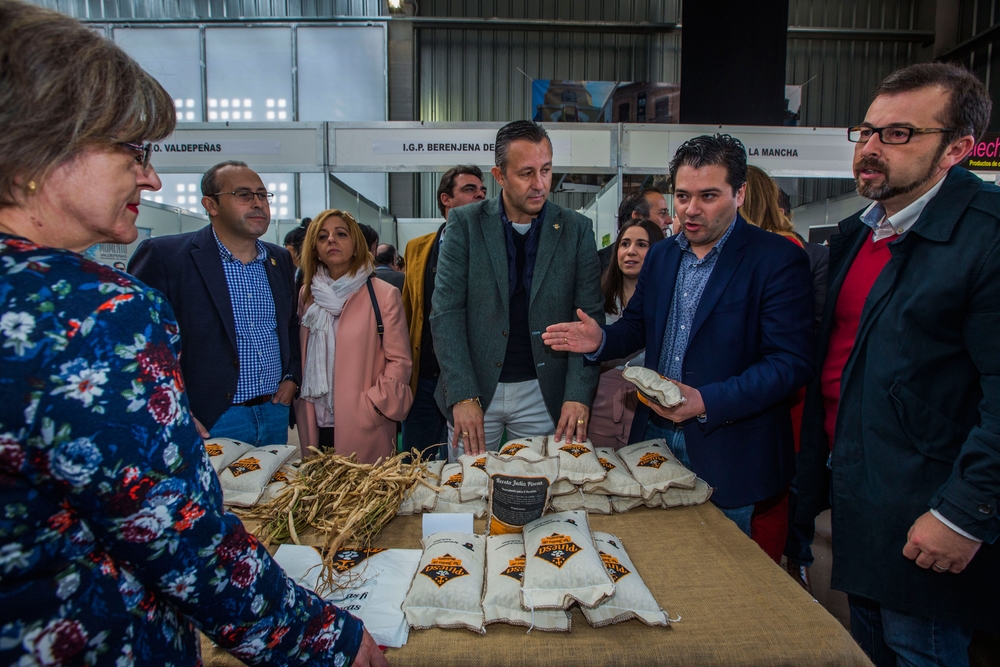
[366,276,384,340]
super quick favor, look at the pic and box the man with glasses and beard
[129,160,300,446]
[796,63,1000,666]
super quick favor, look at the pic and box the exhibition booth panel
[621,124,857,178]
[131,120,998,255]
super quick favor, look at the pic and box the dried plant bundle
[241,448,427,594]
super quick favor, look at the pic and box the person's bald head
[374,243,397,267]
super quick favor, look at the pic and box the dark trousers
[400,376,447,461]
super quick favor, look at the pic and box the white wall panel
[297,26,387,122]
[205,27,292,122]
[114,28,203,121]
[299,172,329,220]
[146,173,206,214]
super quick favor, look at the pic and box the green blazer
[430,195,604,422]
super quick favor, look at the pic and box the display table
[202,504,872,667]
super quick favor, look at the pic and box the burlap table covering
[201,504,872,666]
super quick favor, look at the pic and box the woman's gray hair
[0,0,176,208]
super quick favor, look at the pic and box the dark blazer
[796,167,999,631]
[802,241,830,328]
[374,265,404,291]
[597,244,614,275]
[127,225,301,431]
[431,196,604,422]
[597,215,814,508]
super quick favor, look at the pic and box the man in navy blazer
[545,134,814,540]
[128,161,300,446]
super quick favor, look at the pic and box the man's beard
[854,144,945,202]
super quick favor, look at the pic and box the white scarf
[299,263,372,415]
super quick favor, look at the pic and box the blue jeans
[643,417,754,537]
[210,400,289,446]
[401,376,447,461]
[848,595,973,667]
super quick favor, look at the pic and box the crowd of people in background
[0,0,996,662]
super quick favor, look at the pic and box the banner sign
[152,140,281,155]
[625,126,855,177]
[331,125,611,172]
[961,132,1000,172]
[150,124,324,172]
[82,228,152,271]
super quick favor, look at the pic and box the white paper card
[422,512,474,539]
[273,544,324,591]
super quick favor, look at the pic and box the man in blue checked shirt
[129,161,301,446]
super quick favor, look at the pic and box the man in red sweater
[797,64,999,666]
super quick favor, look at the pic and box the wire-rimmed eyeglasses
[119,142,153,170]
[211,190,275,204]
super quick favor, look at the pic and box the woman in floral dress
[0,2,386,665]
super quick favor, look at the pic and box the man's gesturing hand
[542,308,603,354]
[646,380,705,424]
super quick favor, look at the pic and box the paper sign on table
[422,512,474,539]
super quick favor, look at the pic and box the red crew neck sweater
[820,236,893,448]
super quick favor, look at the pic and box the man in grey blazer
[431,120,604,457]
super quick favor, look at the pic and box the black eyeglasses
[848,126,955,145]
[119,142,152,169]
[211,190,275,204]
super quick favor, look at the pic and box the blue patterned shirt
[213,230,282,403]
[0,234,362,666]
[657,219,737,380]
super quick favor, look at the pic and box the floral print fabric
[0,235,363,667]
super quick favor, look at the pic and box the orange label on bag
[535,533,582,568]
[637,452,668,469]
[598,457,616,471]
[600,551,631,582]
[559,444,591,458]
[269,470,288,484]
[205,443,223,457]
[500,556,526,581]
[227,457,261,476]
[500,443,527,455]
[445,472,463,488]
[420,554,469,586]
[472,457,487,470]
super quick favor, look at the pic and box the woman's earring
[26,181,37,193]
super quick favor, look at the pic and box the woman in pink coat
[295,209,413,463]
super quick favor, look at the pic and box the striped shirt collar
[212,226,267,265]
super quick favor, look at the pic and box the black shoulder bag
[366,276,384,341]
